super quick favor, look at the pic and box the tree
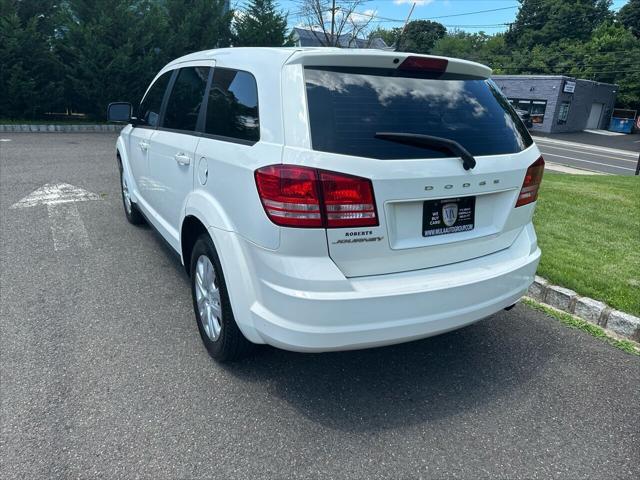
[505,0,612,49]
[56,0,169,119]
[430,31,509,71]
[163,0,233,59]
[577,22,640,108]
[3,0,637,120]
[0,0,63,119]
[618,0,640,38]
[368,26,401,48]
[296,0,373,47]
[396,20,446,53]
[431,30,486,61]
[55,0,234,119]
[234,0,292,47]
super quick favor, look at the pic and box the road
[534,136,639,175]
[1,133,639,479]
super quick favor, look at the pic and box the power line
[420,5,519,20]
[288,12,511,25]
[286,0,628,48]
[291,5,519,23]
[288,1,522,23]
[289,1,616,28]
[529,49,635,57]
[288,9,513,28]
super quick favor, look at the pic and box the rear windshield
[304,67,532,159]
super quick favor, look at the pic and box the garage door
[586,103,604,129]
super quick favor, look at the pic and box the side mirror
[107,102,132,123]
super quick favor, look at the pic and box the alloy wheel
[195,255,222,341]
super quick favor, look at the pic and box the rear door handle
[138,141,149,151]
[174,153,191,166]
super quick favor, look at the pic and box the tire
[119,164,144,225]
[190,234,253,362]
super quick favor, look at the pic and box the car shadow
[138,215,548,433]
[220,313,549,432]
[138,219,188,278]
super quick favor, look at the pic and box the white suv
[108,48,543,361]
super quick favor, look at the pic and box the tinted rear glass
[304,67,532,159]
[204,68,259,143]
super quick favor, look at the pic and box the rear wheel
[190,234,253,362]
[119,164,144,225]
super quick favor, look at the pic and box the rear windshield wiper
[374,132,477,170]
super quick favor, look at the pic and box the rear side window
[138,72,172,127]
[204,68,259,143]
[163,67,210,132]
[304,67,533,159]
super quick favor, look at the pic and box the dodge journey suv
[108,47,543,361]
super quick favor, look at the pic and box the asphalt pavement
[1,133,639,479]
[533,133,639,175]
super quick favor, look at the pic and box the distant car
[108,48,543,361]
[515,108,533,128]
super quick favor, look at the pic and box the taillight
[515,156,545,207]
[254,165,322,227]
[319,171,377,227]
[255,165,378,228]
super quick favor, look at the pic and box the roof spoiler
[285,50,492,79]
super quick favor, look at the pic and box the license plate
[422,197,475,237]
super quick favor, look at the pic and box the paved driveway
[1,134,638,479]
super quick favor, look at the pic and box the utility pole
[395,2,416,51]
[402,2,417,34]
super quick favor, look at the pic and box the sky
[268,0,629,35]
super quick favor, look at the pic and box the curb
[0,124,123,133]
[544,161,606,175]
[527,275,640,342]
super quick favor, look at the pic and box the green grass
[533,172,640,316]
[523,298,639,356]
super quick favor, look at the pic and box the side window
[138,72,172,128]
[163,67,210,132]
[509,98,548,125]
[204,69,259,142]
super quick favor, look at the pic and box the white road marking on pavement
[10,183,99,209]
[46,203,91,250]
[0,139,11,142]
[539,144,638,163]
[583,129,626,136]
[542,153,635,172]
[10,183,99,251]
[532,136,638,157]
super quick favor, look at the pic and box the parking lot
[1,133,639,479]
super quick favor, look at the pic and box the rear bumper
[213,224,540,352]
